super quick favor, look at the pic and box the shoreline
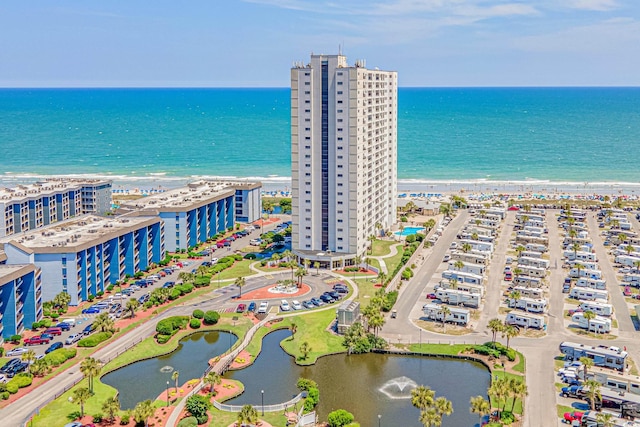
[3,172,640,197]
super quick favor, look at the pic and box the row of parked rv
[422,206,508,327]
[502,208,550,330]
[559,208,615,334]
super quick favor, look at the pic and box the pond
[224,329,491,427]
[101,330,237,409]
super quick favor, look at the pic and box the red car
[508,206,520,211]
[24,336,51,345]
[563,411,583,423]
[216,240,226,248]
[426,293,438,299]
[236,303,247,313]
[44,327,62,336]
[504,271,513,281]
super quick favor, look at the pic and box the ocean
[1,87,639,193]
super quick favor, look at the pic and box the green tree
[596,412,615,427]
[299,341,311,360]
[21,349,36,366]
[508,377,527,412]
[439,306,451,332]
[579,356,594,380]
[125,297,140,318]
[328,409,355,427]
[453,260,464,271]
[584,379,602,411]
[132,399,155,427]
[314,261,320,275]
[295,267,306,287]
[583,310,596,332]
[80,357,101,394]
[411,385,435,411]
[433,396,454,425]
[72,387,92,418]
[185,394,211,421]
[488,377,510,416]
[290,322,298,339]
[515,245,526,257]
[52,291,72,310]
[172,370,180,392]
[234,276,246,297]
[368,312,385,336]
[461,243,472,254]
[30,358,50,377]
[377,271,387,286]
[237,404,259,426]
[487,318,504,347]
[204,371,221,394]
[102,396,120,423]
[93,312,115,333]
[469,395,491,423]
[197,265,208,277]
[502,323,519,350]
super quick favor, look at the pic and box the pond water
[101,330,237,409]
[224,329,491,427]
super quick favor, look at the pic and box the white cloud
[566,0,619,11]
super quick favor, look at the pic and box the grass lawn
[513,352,526,373]
[383,248,405,278]
[371,240,396,257]
[278,309,345,365]
[354,277,384,303]
[216,259,256,280]
[408,343,471,356]
[367,258,381,272]
[207,408,288,427]
[556,404,575,418]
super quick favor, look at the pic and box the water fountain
[378,376,418,399]
[159,366,174,373]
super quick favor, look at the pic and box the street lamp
[378,414,381,427]
[261,389,265,416]
[166,381,170,407]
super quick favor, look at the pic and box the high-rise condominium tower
[291,53,397,268]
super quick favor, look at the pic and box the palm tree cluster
[411,385,453,427]
[487,318,520,349]
[361,289,387,336]
[236,404,259,426]
[488,376,527,418]
[80,357,101,394]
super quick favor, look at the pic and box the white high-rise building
[291,53,397,268]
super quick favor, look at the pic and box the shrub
[43,348,77,367]
[0,347,3,357]
[186,394,211,421]
[501,411,516,424]
[192,309,204,319]
[203,311,220,325]
[92,413,104,423]
[401,269,412,280]
[97,291,104,298]
[169,288,182,300]
[7,373,33,391]
[9,334,22,343]
[0,383,6,392]
[244,253,257,260]
[0,391,9,400]
[474,345,501,359]
[177,417,198,427]
[189,318,201,329]
[381,291,398,312]
[156,316,189,335]
[156,334,171,344]
[87,294,95,302]
[6,383,18,394]
[77,332,113,347]
[107,284,114,292]
[328,409,355,427]
[406,234,416,243]
[120,412,131,425]
[296,378,318,391]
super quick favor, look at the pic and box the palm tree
[369,235,376,254]
[469,395,491,423]
[303,258,310,271]
[488,377,510,416]
[72,387,92,418]
[513,267,523,279]
[434,396,454,425]
[237,404,259,426]
[574,262,585,278]
[419,408,439,427]
[271,252,281,265]
[178,271,195,285]
[471,232,479,241]
[21,349,36,366]
[197,265,208,277]
[30,358,50,377]
[204,371,222,394]
[502,323,519,349]
[125,297,140,318]
[453,260,464,271]
[377,271,387,287]
[94,312,115,333]
[634,260,640,274]
[488,318,504,347]
[579,356,594,380]
[508,377,527,412]
[133,399,155,427]
[509,290,521,304]
[571,242,581,257]
[369,312,385,336]
[584,379,602,411]
[448,278,459,290]
[583,310,596,332]
[299,341,311,360]
[375,221,383,236]
[596,412,615,427]
[439,306,451,332]
[626,244,635,255]
[172,370,180,392]
[411,385,435,411]
[313,261,320,275]
[461,243,472,254]
[102,396,120,423]
[80,357,101,394]
[295,267,306,287]
[234,276,246,297]
[515,245,526,257]
[289,322,298,339]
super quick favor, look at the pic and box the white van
[258,301,269,314]
[280,300,290,312]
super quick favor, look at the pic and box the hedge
[194,275,211,287]
[156,316,189,336]
[7,373,32,393]
[189,319,201,329]
[44,348,77,367]
[77,332,113,348]
[177,417,198,427]
[203,311,220,325]
[192,309,204,319]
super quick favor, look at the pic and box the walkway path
[367,242,402,275]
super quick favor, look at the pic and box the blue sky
[1,0,638,87]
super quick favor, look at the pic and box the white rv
[448,260,485,276]
[525,243,548,253]
[579,301,613,317]
[569,287,609,301]
[575,278,607,291]
[516,235,548,245]
[512,275,542,288]
[569,268,602,279]
[623,274,640,284]
[512,286,544,299]
[437,280,484,296]
[571,313,611,333]
[520,250,543,259]
[451,251,489,265]
[507,297,547,313]
[518,256,550,269]
[435,289,480,308]
[517,265,547,278]
[422,303,470,325]
[458,239,494,253]
[615,254,640,267]
[563,250,597,262]
[567,260,598,271]
[441,270,484,285]
[505,312,544,329]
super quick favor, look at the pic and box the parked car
[426,293,438,300]
[24,336,50,346]
[319,294,334,304]
[258,301,269,314]
[563,284,571,293]
[504,271,513,281]
[82,307,101,314]
[561,385,585,398]
[247,302,256,312]
[45,327,63,336]
[291,300,302,310]
[302,300,315,309]
[310,297,324,307]
[56,322,72,331]
[333,286,349,294]
[236,303,247,313]
[280,300,291,311]
[82,323,95,336]
[563,411,584,424]
[0,359,22,373]
[45,342,64,354]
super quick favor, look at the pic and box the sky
[1,0,639,87]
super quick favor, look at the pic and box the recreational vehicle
[437,280,484,296]
[567,260,599,271]
[571,313,611,333]
[569,268,602,279]
[458,233,494,243]
[623,274,640,284]
[486,207,507,219]
[520,250,543,259]
[441,270,484,286]
[507,297,547,313]
[592,372,640,397]
[525,243,548,253]
[458,239,494,253]
[512,286,544,299]
[517,265,547,278]
[569,287,609,301]
[435,289,480,308]
[512,275,542,288]
[451,251,489,265]
[563,250,597,262]
[505,312,544,329]
[422,303,470,325]
[615,255,640,267]
[448,260,485,276]
[516,235,548,245]
[579,301,613,317]
[575,278,607,291]
[559,341,627,371]
[518,256,550,269]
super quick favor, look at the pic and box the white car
[65,333,83,345]
[258,301,269,314]
[280,300,290,312]
[211,257,219,264]
[250,239,262,246]
[6,347,29,357]
[291,300,302,310]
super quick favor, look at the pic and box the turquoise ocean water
[1,87,639,191]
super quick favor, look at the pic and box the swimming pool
[395,226,425,236]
